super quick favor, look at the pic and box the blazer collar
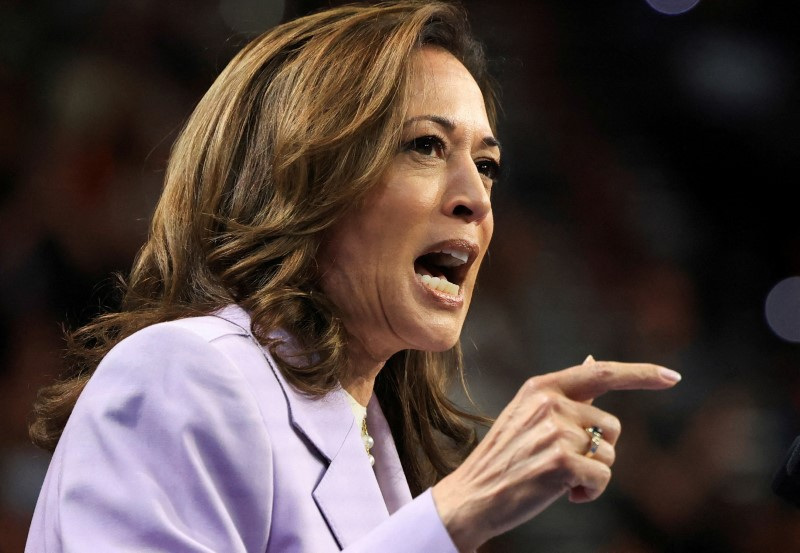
[213,304,412,547]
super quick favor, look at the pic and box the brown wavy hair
[30,0,497,495]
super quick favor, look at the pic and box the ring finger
[579,425,616,466]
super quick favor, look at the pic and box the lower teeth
[417,273,459,295]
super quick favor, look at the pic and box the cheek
[485,211,495,241]
[380,169,441,208]
[317,221,366,290]
[317,211,399,298]
[473,216,494,276]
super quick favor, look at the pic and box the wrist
[431,474,486,553]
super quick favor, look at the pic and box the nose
[442,156,492,224]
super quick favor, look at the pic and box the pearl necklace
[344,389,375,466]
[362,417,375,466]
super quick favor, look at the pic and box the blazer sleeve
[52,324,274,552]
[344,489,460,553]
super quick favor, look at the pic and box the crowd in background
[2,1,800,551]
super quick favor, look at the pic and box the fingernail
[659,367,682,382]
[583,355,595,365]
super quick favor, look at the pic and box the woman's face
[318,47,499,363]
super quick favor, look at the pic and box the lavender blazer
[26,305,459,552]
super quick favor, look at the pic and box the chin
[428,340,460,354]
[416,338,459,354]
[399,317,464,354]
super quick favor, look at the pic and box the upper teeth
[438,248,469,265]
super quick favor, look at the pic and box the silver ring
[584,426,603,458]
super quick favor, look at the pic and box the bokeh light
[3,0,800,550]
[645,0,701,16]
[676,32,787,120]
[765,277,800,343]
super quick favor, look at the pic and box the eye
[403,135,446,158]
[476,159,501,181]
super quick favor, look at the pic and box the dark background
[2,0,800,551]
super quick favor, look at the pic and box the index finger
[544,360,681,403]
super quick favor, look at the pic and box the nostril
[452,205,473,217]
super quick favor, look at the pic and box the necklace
[362,417,375,466]
[344,389,375,466]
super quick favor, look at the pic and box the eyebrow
[403,114,502,152]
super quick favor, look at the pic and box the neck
[342,373,377,407]
[340,338,388,407]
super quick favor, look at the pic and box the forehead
[407,47,489,126]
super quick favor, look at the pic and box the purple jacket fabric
[26,305,459,552]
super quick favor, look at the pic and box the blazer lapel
[368,395,413,514]
[276,368,391,549]
[214,305,391,548]
[311,410,390,548]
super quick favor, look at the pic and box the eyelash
[402,134,502,183]
[403,135,446,158]
[476,159,501,182]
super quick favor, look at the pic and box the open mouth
[413,240,476,297]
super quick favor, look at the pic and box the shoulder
[45,307,277,552]
[96,306,255,378]
[59,306,284,467]
[107,307,250,358]
[80,306,274,420]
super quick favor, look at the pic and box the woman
[26,1,681,551]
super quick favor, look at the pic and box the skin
[319,47,682,551]
[433,357,680,551]
[318,46,497,406]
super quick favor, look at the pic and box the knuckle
[548,444,572,473]
[521,376,546,398]
[530,394,566,431]
[606,415,622,438]
[521,377,540,394]
[562,425,583,444]
[537,417,561,443]
[591,362,614,381]
[606,445,617,467]
[552,441,569,459]
[535,391,560,412]
[590,473,611,500]
[531,390,564,414]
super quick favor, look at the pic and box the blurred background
[1,0,799,551]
